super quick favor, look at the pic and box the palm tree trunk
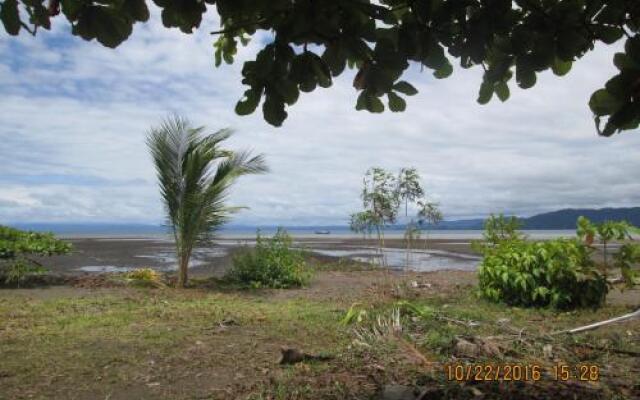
[177,247,192,288]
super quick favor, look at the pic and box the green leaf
[613,53,639,71]
[557,29,587,60]
[366,93,385,113]
[551,58,572,76]
[594,26,623,45]
[73,7,133,48]
[157,0,206,33]
[60,0,83,19]
[309,55,332,88]
[625,36,640,63]
[122,0,150,22]
[355,90,384,113]
[604,74,634,99]
[235,89,261,115]
[392,81,417,96]
[433,62,453,79]
[0,0,20,36]
[516,65,536,89]
[589,89,622,117]
[214,47,222,67]
[262,97,287,127]
[322,43,347,76]
[422,37,447,70]
[356,91,367,111]
[495,81,510,102]
[274,80,299,105]
[608,103,639,128]
[477,81,494,104]
[387,92,406,112]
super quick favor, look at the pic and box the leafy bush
[0,225,71,259]
[0,225,71,287]
[478,238,608,309]
[614,243,640,287]
[1,260,47,286]
[227,229,311,289]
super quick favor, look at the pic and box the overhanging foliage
[2,0,639,133]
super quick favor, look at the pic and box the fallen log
[552,308,640,335]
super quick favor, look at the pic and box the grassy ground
[0,266,638,399]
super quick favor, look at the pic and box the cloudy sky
[1,8,639,226]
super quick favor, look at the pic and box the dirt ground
[1,266,638,400]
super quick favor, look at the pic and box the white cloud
[0,10,639,225]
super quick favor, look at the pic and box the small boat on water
[314,230,331,235]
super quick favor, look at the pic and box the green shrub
[577,216,639,285]
[478,238,608,309]
[227,229,311,289]
[0,225,71,287]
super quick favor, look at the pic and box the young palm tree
[147,116,268,287]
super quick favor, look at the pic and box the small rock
[454,337,502,358]
[454,338,480,358]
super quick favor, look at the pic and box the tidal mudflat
[36,236,481,277]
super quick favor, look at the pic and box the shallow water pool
[307,246,480,272]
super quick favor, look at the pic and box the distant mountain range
[521,207,640,229]
[415,207,640,230]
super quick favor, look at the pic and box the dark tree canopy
[2,0,640,134]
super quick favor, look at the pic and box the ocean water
[8,223,578,240]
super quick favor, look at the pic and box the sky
[1,7,639,226]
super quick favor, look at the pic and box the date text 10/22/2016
[444,364,600,382]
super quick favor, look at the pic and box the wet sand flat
[38,236,480,277]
